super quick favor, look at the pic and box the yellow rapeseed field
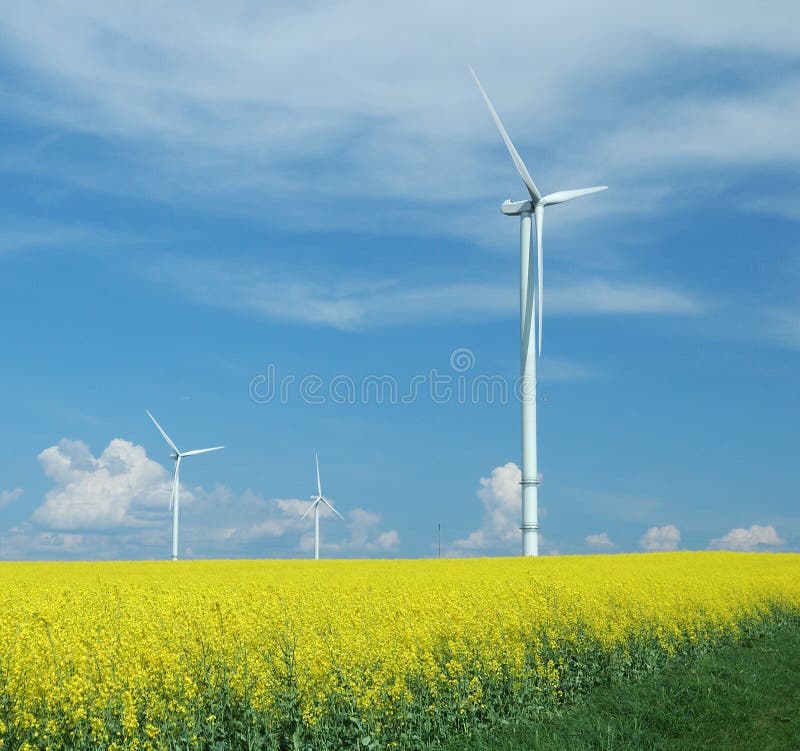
[0,552,798,750]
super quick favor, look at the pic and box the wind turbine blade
[301,499,318,521]
[146,410,180,454]
[535,204,544,357]
[181,446,224,457]
[315,452,322,497]
[542,186,607,206]
[469,67,542,203]
[320,497,344,520]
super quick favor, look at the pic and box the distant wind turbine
[470,68,607,556]
[301,453,343,560]
[146,410,223,561]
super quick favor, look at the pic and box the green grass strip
[443,624,800,751]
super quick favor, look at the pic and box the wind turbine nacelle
[170,452,180,461]
[501,199,534,216]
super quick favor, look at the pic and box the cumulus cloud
[35,531,85,551]
[2,523,91,557]
[0,488,23,507]
[709,524,784,551]
[640,524,680,552]
[450,462,523,554]
[236,495,317,540]
[349,509,400,552]
[5,437,398,560]
[373,530,400,550]
[228,493,399,557]
[299,507,400,557]
[32,438,177,531]
[585,531,615,549]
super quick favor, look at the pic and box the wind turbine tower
[470,68,607,556]
[302,453,343,560]
[146,410,224,560]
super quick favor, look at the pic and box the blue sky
[0,1,798,560]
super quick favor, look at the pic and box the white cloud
[334,508,400,555]
[544,484,664,525]
[0,488,24,507]
[0,1,796,234]
[1,521,122,559]
[766,309,800,350]
[4,1,760,346]
[538,357,600,383]
[155,256,701,330]
[547,279,702,316]
[586,531,615,549]
[639,524,680,552]
[709,524,784,551]
[235,495,325,538]
[451,462,521,553]
[32,438,175,530]
[373,530,400,550]
[597,78,800,179]
[747,196,800,223]
[0,222,121,257]
[165,488,398,558]
[8,438,397,559]
[36,531,85,551]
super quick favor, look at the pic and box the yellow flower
[0,552,797,742]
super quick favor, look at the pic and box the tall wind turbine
[470,68,607,556]
[146,410,223,561]
[301,453,343,560]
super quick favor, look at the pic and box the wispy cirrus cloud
[0,0,789,361]
[547,278,702,316]
[149,256,703,330]
[766,309,800,350]
[0,222,123,257]
[596,77,800,172]
[0,1,797,231]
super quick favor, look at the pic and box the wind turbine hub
[501,199,533,216]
